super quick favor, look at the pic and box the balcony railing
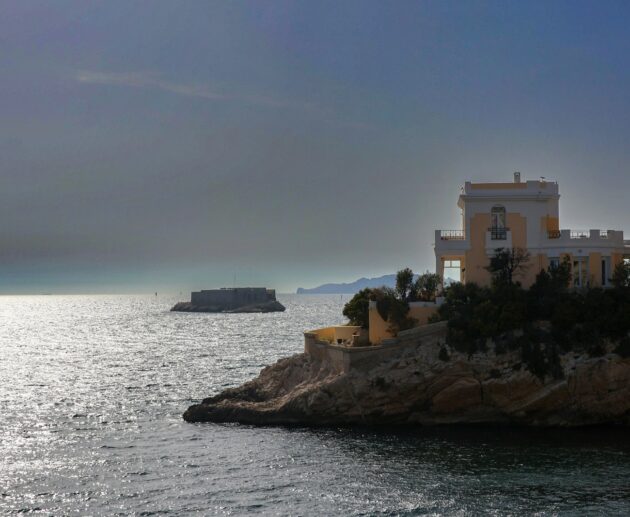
[570,230,589,239]
[488,227,509,240]
[548,229,619,241]
[439,230,465,240]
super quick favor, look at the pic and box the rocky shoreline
[184,324,630,426]
[171,300,285,313]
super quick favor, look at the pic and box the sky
[1,0,630,294]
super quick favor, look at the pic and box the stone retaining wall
[304,321,448,373]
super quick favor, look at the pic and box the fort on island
[171,287,285,313]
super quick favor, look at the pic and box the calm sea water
[2,294,630,516]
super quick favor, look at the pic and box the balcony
[544,229,625,247]
[438,230,465,240]
[570,230,590,239]
[435,229,468,253]
[488,227,509,240]
[485,227,512,250]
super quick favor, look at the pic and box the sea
[2,294,630,516]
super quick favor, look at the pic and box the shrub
[521,341,563,380]
[414,272,442,301]
[614,337,630,358]
[485,247,531,286]
[498,300,527,333]
[489,369,501,379]
[428,312,443,324]
[342,288,373,328]
[588,342,606,358]
[371,285,417,335]
[395,267,415,301]
[611,261,630,288]
[427,266,630,375]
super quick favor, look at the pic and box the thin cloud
[77,70,316,111]
[76,70,372,128]
[77,70,227,100]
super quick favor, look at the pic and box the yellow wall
[465,211,533,286]
[542,215,559,232]
[368,304,438,344]
[589,252,602,287]
[368,305,390,345]
[465,213,491,285]
[507,212,527,248]
[526,253,548,284]
[505,212,534,284]
[308,325,363,345]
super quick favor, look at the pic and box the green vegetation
[485,247,531,286]
[395,267,441,302]
[434,251,630,379]
[342,268,442,334]
[611,261,630,288]
[614,337,630,358]
[341,288,372,328]
[373,287,417,334]
[343,255,630,379]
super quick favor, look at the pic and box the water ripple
[2,294,630,515]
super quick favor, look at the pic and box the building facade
[434,173,630,288]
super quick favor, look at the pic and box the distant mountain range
[296,274,398,294]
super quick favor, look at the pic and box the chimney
[513,171,521,183]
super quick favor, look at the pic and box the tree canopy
[485,247,531,285]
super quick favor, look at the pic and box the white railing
[570,230,590,239]
[438,230,465,240]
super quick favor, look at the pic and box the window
[573,257,589,288]
[602,257,611,286]
[549,257,560,270]
[443,259,463,283]
[491,206,506,228]
[490,206,507,240]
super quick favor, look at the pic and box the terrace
[544,229,625,247]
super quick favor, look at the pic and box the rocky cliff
[183,326,630,426]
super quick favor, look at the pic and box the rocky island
[171,287,285,313]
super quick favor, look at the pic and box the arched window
[490,206,507,240]
[491,206,506,229]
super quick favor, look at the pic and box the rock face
[184,325,630,426]
[171,300,285,313]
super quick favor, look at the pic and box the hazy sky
[2,1,630,293]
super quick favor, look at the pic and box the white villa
[305,173,630,350]
[435,172,630,288]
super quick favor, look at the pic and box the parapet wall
[304,321,447,373]
[368,301,440,345]
[191,287,275,308]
